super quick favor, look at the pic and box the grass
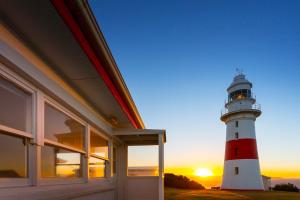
[165,187,300,200]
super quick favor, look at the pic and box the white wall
[222,159,264,190]
[226,119,256,141]
[127,177,159,200]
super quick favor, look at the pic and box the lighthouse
[220,73,264,190]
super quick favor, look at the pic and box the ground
[165,187,300,200]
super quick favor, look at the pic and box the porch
[114,129,166,200]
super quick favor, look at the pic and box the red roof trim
[51,0,140,128]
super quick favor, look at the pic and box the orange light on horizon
[195,168,214,177]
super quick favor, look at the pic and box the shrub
[273,183,299,192]
[164,173,205,189]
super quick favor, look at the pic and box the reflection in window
[0,76,32,132]
[89,157,105,178]
[90,131,108,159]
[41,145,82,178]
[44,103,85,150]
[0,132,28,178]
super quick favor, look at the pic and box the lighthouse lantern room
[220,73,264,190]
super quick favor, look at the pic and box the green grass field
[165,187,300,200]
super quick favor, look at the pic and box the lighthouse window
[234,148,238,156]
[234,167,239,175]
[229,89,251,101]
[235,121,239,127]
[235,132,239,139]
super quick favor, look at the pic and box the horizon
[90,0,300,186]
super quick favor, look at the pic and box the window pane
[0,131,28,178]
[0,76,32,132]
[41,145,82,178]
[44,103,85,150]
[90,131,108,158]
[89,157,105,178]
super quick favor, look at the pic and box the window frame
[43,97,87,153]
[0,64,36,187]
[40,96,87,183]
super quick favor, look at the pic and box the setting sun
[195,168,214,177]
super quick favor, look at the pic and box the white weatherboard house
[0,0,166,199]
[220,74,264,190]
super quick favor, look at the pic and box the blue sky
[90,0,300,176]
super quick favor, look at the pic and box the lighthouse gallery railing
[221,103,261,116]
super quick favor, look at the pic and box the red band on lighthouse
[225,138,258,160]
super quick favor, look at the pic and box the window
[44,103,85,150]
[235,121,239,127]
[89,157,105,178]
[235,132,239,139]
[0,76,32,132]
[234,167,239,175]
[41,145,82,178]
[0,131,29,178]
[43,102,85,179]
[89,130,108,178]
[90,131,108,159]
[234,147,238,157]
[0,75,32,180]
[228,89,251,102]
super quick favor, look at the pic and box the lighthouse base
[221,159,264,190]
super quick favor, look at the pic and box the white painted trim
[0,62,37,93]
[44,139,86,154]
[114,129,165,136]
[158,133,164,200]
[29,145,41,186]
[39,178,85,186]
[106,139,113,178]
[0,124,32,138]
[36,90,44,145]
[83,125,90,182]
[0,178,31,188]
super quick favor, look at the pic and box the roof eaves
[51,0,144,129]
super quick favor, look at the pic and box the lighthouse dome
[227,73,252,92]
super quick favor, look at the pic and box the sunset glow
[195,168,214,177]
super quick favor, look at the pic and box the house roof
[51,0,144,129]
[0,0,144,129]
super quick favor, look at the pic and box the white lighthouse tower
[220,73,264,190]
